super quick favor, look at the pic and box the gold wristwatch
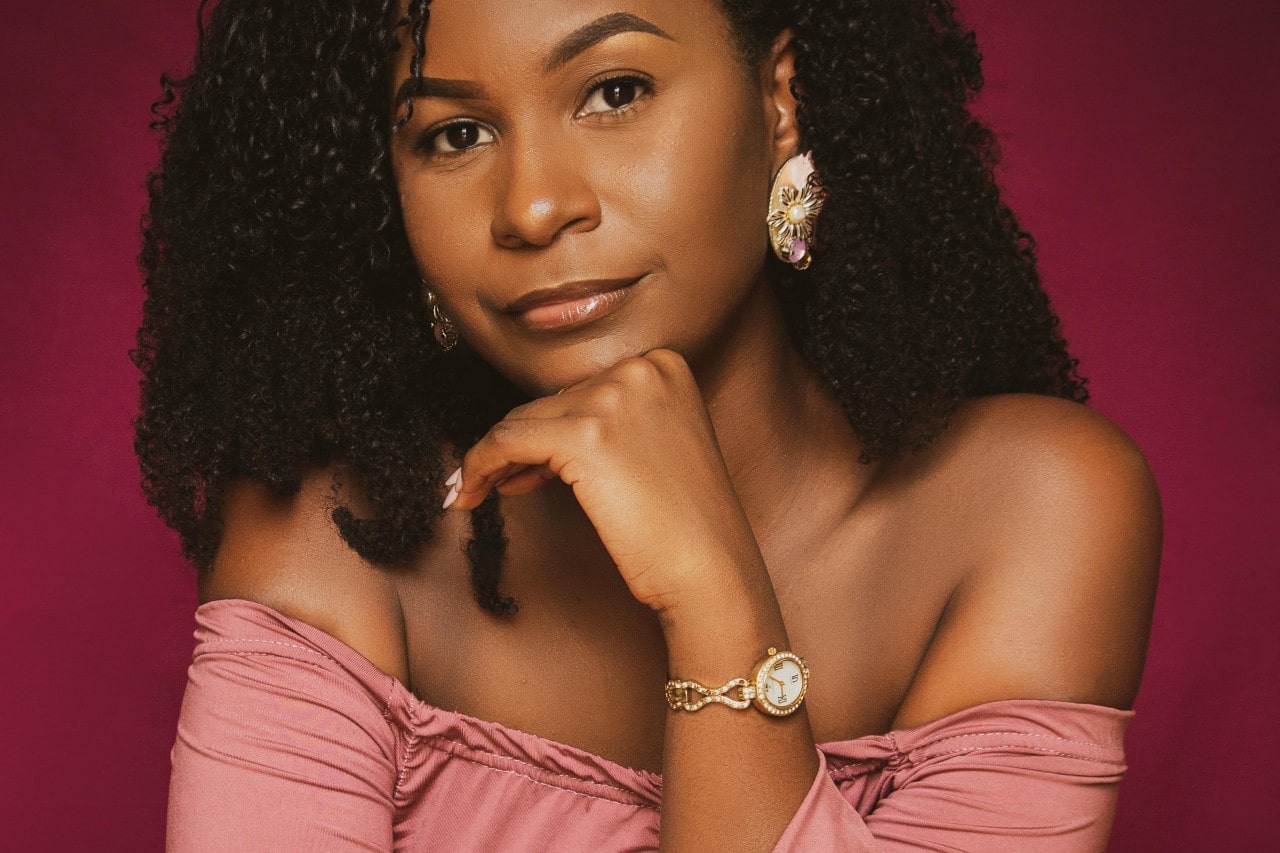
[665,647,809,717]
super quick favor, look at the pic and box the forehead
[398,0,734,72]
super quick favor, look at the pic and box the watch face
[759,654,806,712]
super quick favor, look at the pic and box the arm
[170,469,413,851]
[658,587,821,851]
[775,699,1132,851]
[768,394,1162,845]
[167,602,403,852]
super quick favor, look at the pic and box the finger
[448,416,597,512]
[502,382,588,421]
[642,347,691,377]
[494,465,559,496]
[443,459,527,509]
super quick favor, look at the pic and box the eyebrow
[542,12,674,74]
[395,76,487,104]
[394,12,674,106]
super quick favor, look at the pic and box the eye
[421,121,495,157]
[578,75,652,117]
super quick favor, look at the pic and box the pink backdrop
[2,1,1276,849]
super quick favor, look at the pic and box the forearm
[657,575,820,852]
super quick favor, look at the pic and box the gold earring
[767,152,825,271]
[425,288,458,351]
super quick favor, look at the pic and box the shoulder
[940,392,1155,476]
[891,393,1163,727]
[906,393,1163,569]
[203,462,415,685]
[926,393,1161,522]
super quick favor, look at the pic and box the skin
[206,1,1163,849]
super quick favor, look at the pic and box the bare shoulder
[936,392,1152,469]
[204,462,417,684]
[891,393,1163,728]
[951,393,1162,525]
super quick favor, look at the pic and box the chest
[395,495,965,775]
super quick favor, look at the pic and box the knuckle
[648,347,690,379]
[488,419,519,447]
[505,400,536,419]
[647,347,681,367]
[616,355,659,384]
[590,382,626,412]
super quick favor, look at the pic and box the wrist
[659,586,790,684]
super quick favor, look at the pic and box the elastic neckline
[194,598,1134,804]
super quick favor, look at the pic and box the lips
[502,276,643,332]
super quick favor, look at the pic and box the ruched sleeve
[166,601,406,852]
[775,700,1134,852]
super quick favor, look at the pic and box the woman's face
[389,0,791,395]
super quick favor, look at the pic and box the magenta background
[2,1,1276,849]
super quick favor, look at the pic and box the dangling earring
[767,151,826,271]
[425,288,458,352]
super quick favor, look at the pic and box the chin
[492,331,673,396]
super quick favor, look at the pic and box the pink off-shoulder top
[167,599,1134,851]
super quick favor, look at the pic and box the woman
[138,0,1162,849]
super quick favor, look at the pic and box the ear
[759,28,802,175]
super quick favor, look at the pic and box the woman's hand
[444,348,770,620]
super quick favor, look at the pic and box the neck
[688,278,875,549]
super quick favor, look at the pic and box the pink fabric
[168,599,1133,851]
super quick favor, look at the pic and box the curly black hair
[134,0,1088,616]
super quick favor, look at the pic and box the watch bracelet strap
[665,647,808,714]
[665,676,756,711]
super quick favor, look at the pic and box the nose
[491,144,601,249]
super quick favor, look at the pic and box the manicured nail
[442,483,460,509]
[445,467,462,487]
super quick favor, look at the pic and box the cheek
[607,100,770,304]
[400,185,491,296]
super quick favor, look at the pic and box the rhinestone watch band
[665,677,756,711]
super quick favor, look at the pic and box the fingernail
[445,467,462,487]
[442,484,460,509]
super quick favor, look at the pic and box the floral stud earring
[425,288,458,352]
[767,151,826,270]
